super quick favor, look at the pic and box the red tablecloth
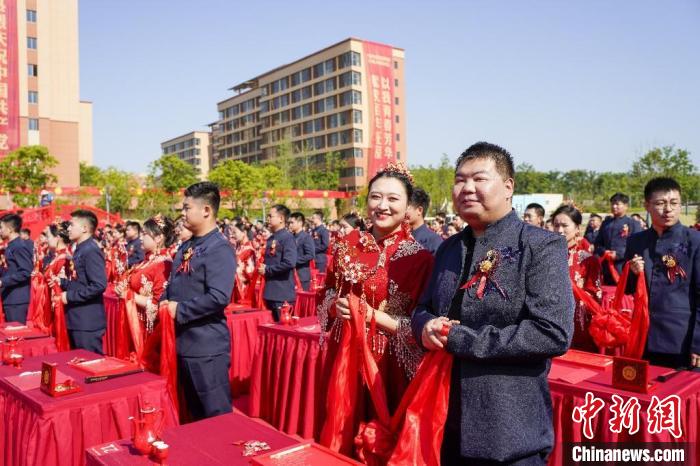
[102,293,120,357]
[0,350,178,466]
[85,411,298,465]
[294,290,319,318]
[225,309,273,397]
[0,323,57,357]
[548,359,700,465]
[249,316,328,439]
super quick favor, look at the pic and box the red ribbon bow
[461,250,507,300]
[662,254,686,284]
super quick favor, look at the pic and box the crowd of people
[0,140,698,465]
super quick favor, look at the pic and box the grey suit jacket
[411,210,574,462]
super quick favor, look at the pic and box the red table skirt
[249,317,327,439]
[294,290,318,318]
[85,411,298,465]
[0,350,178,466]
[548,360,700,465]
[225,309,273,397]
[102,293,120,357]
[0,323,57,358]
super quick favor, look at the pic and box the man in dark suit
[288,212,315,291]
[125,221,145,268]
[584,213,602,245]
[57,210,107,353]
[407,187,443,255]
[412,142,573,465]
[625,177,700,369]
[163,182,236,420]
[0,214,34,324]
[311,210,329,273]
[594,193,642,285]
[259,204,297,321]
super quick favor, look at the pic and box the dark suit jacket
[293,231,315,283]
[411,211,573,462]
[412,224,443,255]
[166,228,236,357]
[594,215,642,282]
[61,239,107,331]
[312,225,329,269]
[126,237,145,268]
[263,229,297,302]
[624,222,700,356]
[0,237,33,305]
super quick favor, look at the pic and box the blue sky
[79,0,700,174]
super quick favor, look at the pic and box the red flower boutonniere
[461,249,508,300]
[177,247,195,274]
[662,254,686,284]
[620,224,630,238]
[268,240,277,257]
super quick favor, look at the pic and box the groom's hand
[422,317,451,350]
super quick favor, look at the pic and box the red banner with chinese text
[0,0,19,156]
[363,41,396,179]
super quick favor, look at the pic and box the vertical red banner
[0,0,19,157]
[363,41,396,179]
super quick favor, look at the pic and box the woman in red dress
[318,163,435,456]
[115,215,174,358]
[552,204,602,352]
[37,222,72,350]
[230,222,256,305]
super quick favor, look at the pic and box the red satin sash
[124,289,145,360]
[601,251,620,284]
[141,303,178,414]
[614,263,649,359]
[28,272,49,332]
[50,282,70,352]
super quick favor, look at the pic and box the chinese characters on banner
[0,0,19,156]
[362,41,396,179]
[572,391,683,440]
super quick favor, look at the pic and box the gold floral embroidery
[389,240,423,262]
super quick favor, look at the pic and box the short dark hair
[341,212,366,231]
[590,213,602,221]
[71,209,98,233]
[455,142,515,181]
[644,177,682,201]
[312,210,324,220]
[610,192,630,205]
[143,215,176,247]
[409,187,431,218]
[0,214,22,232]
[525,203,545,218]
[184,181,221,216]
[125,221,141,234]
[290,212,305,224]
[271,204,290,222]
[552,204,583,226]
[20,228,31,236]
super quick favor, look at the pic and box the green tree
[630,146,699,205]
[135,188,172,219]
[411,154,453,215]
[97,168,138,214]
[0,145,58,207]
[208,160,263,215]
[79,162,103,186]
[309,151,344,190]
[514,163,550,194]
[148,154,199,199]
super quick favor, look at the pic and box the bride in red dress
[318,163,434,456]
[552,204,602,352]
[230,222,256,305]
[115,215,174,358]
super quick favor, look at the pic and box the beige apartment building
[0,0,93,186]
[161,131,211,180]
[212,38,406,191]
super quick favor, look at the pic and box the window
[313,117,324,132]
[28,91,38,104]
[301,86,312,100]
[278,77,288,91]
[353,129,363,143]
[325,78,336,92]
[395,97,399,105]
[291,71,302,87]
[280,94,289,107]
[353,148,363,158]
[195,139,200,145]
[313,63,325,79]
[301,103,312,118]
[196,149,201,155]
[325,95,336,111]
[340,130,350,145]
[314,99,325,114]
[339,72,351,88]
[338,111,349,126]
[27,37,37,49]
[291,89,302,103]
[324,59,336,74]
[396,133,400,141]
[394,79,399,87]
[26,10,37,22]
[327,113,339,129]
[28,64,38,76]
[303,121,313,134]
[292,124,302,137]
[260,101,269,113]
[301,68,312,82]
[280,110,290,123]
[394,61,399,69]
[396,151,401,160]
[351,52,361,66]
[28,118,39,130]
[315,136,326,149]
[353,110,362,124]
[314,81,324,96]
[339,52,351,69]
[341,167,363,177]
[395,115,400,123]
[271,80,279,94]
[292,106,301,120]
[327,132,339,147]
[352,90,362,105]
